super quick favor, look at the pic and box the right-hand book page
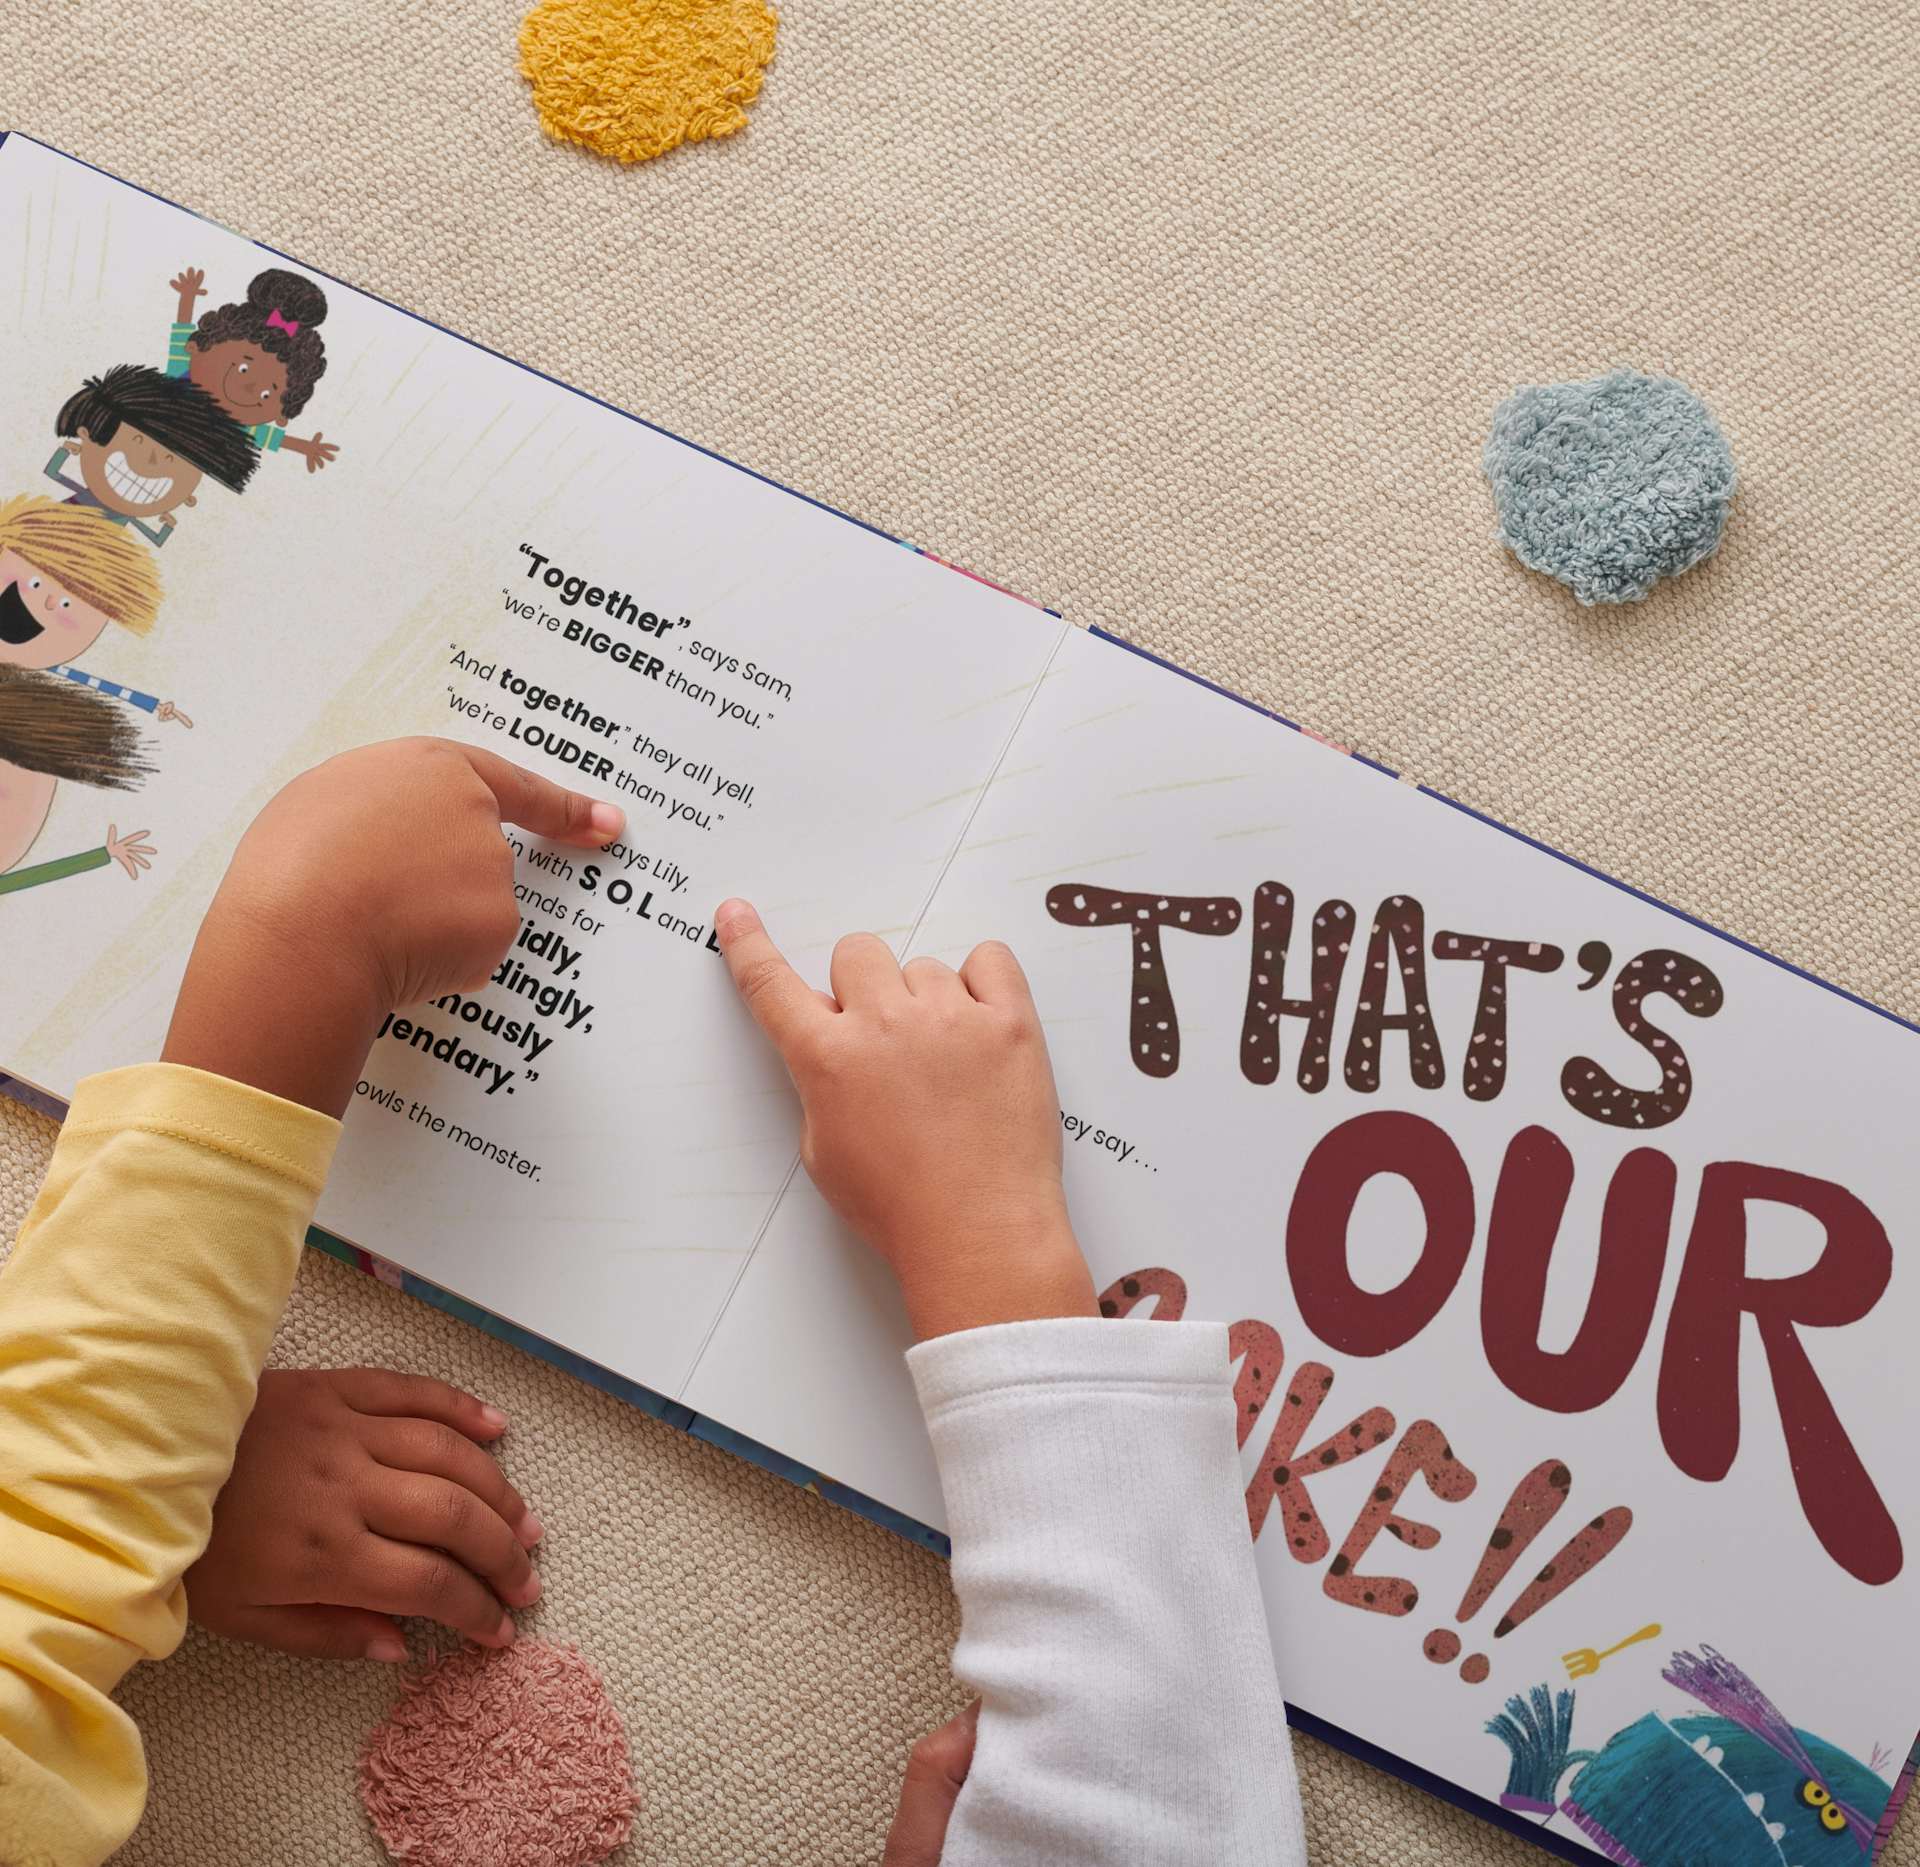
[687,620,1920,1860]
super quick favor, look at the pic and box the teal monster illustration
[1486,1647,1893,1865]
[1485,1683,1595,1819]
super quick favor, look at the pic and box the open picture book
[3,133,1916,1864]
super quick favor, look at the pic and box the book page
[686,621,1920,1856]
[0,135,1064,1394]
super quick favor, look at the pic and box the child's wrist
[894,1215,1098,1342]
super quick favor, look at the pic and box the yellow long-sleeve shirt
[0,1064,339,1867]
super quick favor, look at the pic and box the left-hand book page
[0,134,1066,1395]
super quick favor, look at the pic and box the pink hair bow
[266,308,300,339]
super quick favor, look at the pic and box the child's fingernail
[367,1635,408,1663]
[493,1614,517,1646]
[715,898,754,938]
[478,1405,508,1433]
[516,1509,544,1547]
[512,1570,543,1606]
[589,801,624,837]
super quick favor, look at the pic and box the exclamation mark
[1423,1460,1632,1684]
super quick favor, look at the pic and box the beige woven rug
[4,0,1917,1859]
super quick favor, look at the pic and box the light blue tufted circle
[1484,370,1737,605]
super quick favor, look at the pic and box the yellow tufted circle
[519,0,778,165]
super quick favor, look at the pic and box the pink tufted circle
[358,1640,637,1866]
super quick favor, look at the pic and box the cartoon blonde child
[46,366,257,548]
[168,266,340,473]
[1,488,193,727]
[0,497,163,895]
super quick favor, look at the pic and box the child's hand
[163,738,623,1117]
[291,432,339,472]
[882,1702,979,1867]
[188,1368,542,1661]
[104,823,154,880]
[716,900,1096,1341]
[170,265,206,324]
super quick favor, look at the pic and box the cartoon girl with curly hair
[166,265,342,474]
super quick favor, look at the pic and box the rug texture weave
[2,0,1916,1860]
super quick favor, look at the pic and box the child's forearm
[0,1065,338,1867]
[163,889,388,1120]
[909,1316,1308,1867]
[0,845,112,894]
[41,447,85,498]
[45,664,163,713]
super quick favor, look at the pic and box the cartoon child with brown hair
[46,366,257,548]
[0,498,164,895]
[168,266,341,473]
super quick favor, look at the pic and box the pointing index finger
[451,741,624,848]
[716,900,831,1053]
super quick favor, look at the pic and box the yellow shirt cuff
[59,1062,341,1193]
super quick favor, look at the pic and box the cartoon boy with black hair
[46,364,257,547]
[0,497,164,894]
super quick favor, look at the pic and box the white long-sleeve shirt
[908,1317,1309,1866]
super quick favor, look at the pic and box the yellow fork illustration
[1563,1623,1662,1681]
